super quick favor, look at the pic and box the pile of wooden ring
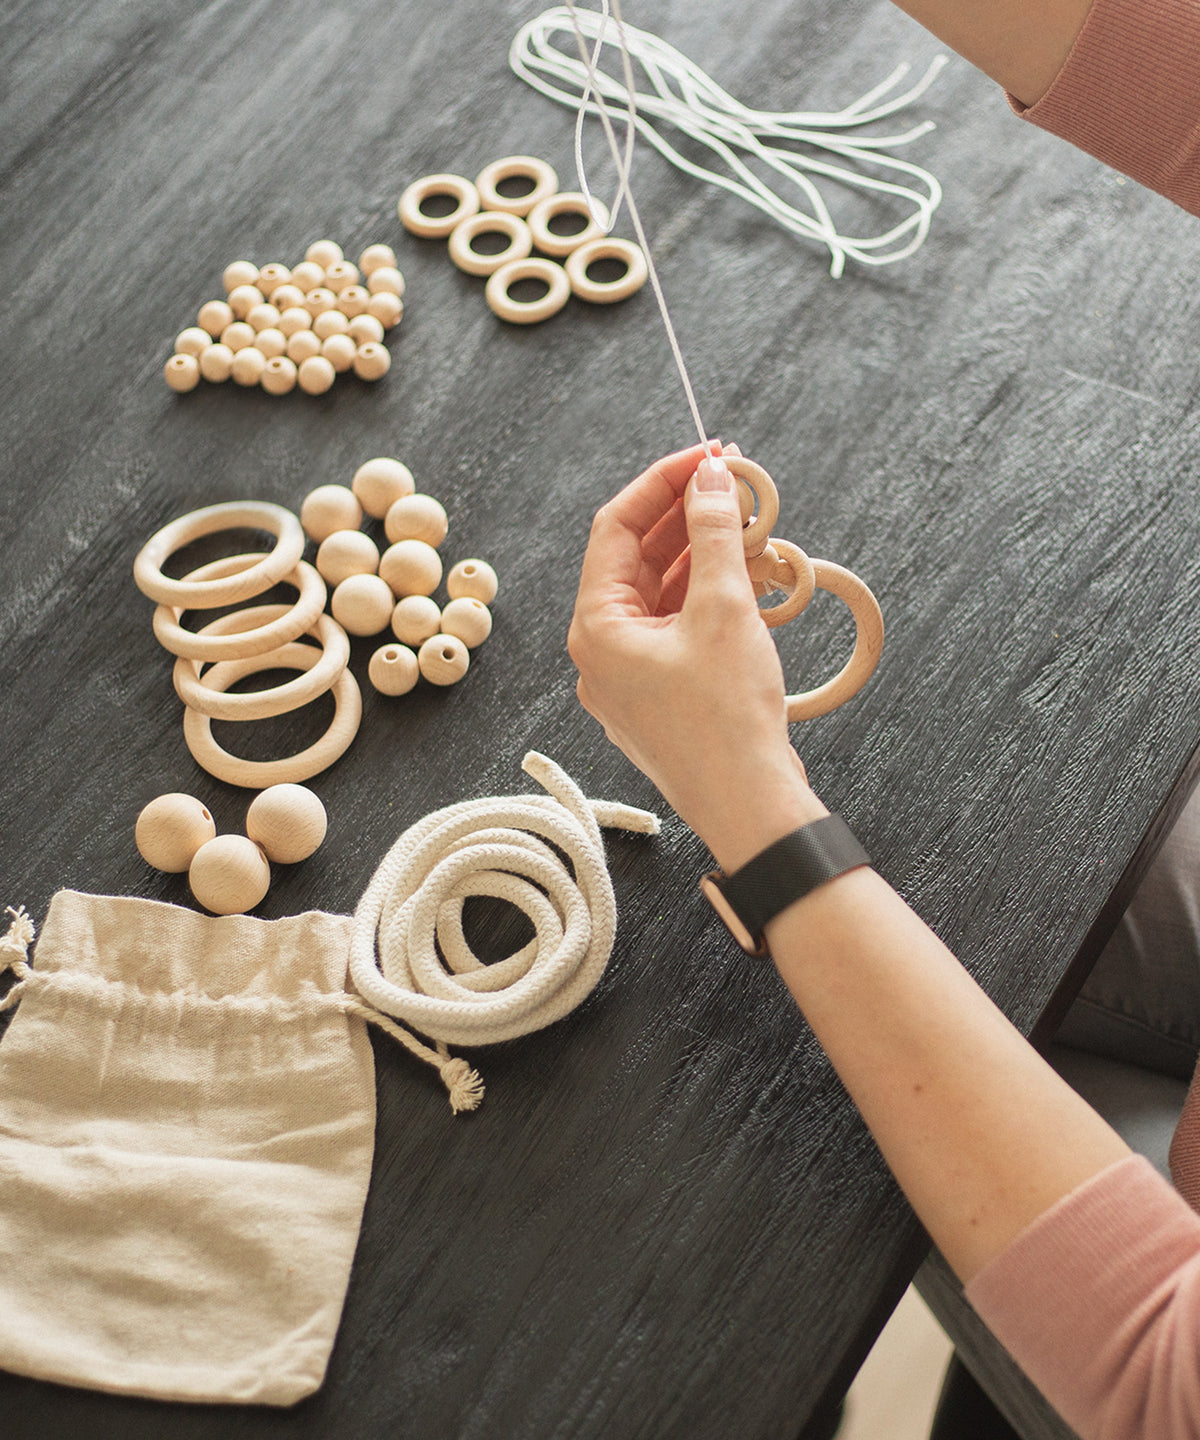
[398,155,648,325]
[725,457,885,721]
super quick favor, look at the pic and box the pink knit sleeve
[965,1155,1200,1439]
[1008,0,1200,216]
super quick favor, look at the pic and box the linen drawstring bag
[0,890,374,1406]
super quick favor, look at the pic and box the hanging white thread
[347,752,660,1112]
[0,906,35,1013]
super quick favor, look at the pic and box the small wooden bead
[366,292,404,329]
[322,334,357,373]
[316,529,380,585]
[352,343,390,381]
[289,260,325,294]
[245,783,327,864]
[278,306,314,337]
[135,792,216,872]
[164,353,201,392]
[359,243,397,276]
[347,313,384,346]
[286,329,322,363]
[256,262,292,295]
[175,326,212,357]
[391,594,442,646]
[197,299,234,336]
[368,643,420,697]
[301,484,363,542]
[305,287,336,317]
[222,260,259,292]
[366,266,405,298]
[323,260,360,293]
[418,633,470,686]
[384,493,447,547]
[298,355,336,395]
[313,308,349,339]
[269,284,307,312]
[255,327,287,359]
[260,355,298,395]
[337,286,370,318]
[331,573,394,635]
[228,283,265,318]
[305,239,343,269]
[198,343,234,382]
[231,347,267,386]
[246,302,281,333]
[446,558,498,604]
[440,597,492,648]
[745,543,780,582]
[380,539,442,598]
[220,321,257,352]
[189,834,271,916]
[352,457,414,518]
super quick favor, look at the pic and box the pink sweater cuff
[1007,0,1200,216]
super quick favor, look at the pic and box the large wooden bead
[301,484,363,542]
[228,283,265,318]
[306,239,344,269]
[164,353,201,392]
[220,321,257,352]
[197,299,234,336]
[245,783,327,864]
[391,593,442,646]
[337,286,370,318]
[256,262,292,295]
[380,539,442,598]
[323,260,359,293]
[189,834,271,916]
[359,243,397,276]
[289,261,325,294]
[352,343,390,381]
[260,355,298,395]
[222,260,259,292]
[347,313,384,346]
[198,343,234,382]
[368,642,419,697]
[418,633,470,686]
[331,573,394,635]
[246,302,281,333]
[231,346,267,386]
[286,329,322,364]
[255,327,287,360]
[366,266,405,297]
[270,284,307,313]
[297,355,336,395]
[135,792,216,872]
[440,597,492,648]
[316,529,380,585]
[175,326,212,357]
[366,291,404,329]
[278,306,314,337]
[352,457,414,518]
[304,287,337,317]
[313,308,349,339]
[446,558,498,604]
[384,493,447,547]
[321,334,357,373]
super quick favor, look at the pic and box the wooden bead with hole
[300,484,362,542]
[222,260,259,292]
[323,261,359,293]
[331,573,395,635]
[271,285,307,314]
[316,529,380,585]
[446,558,498,604]
[298,355,336,395]
[220,321,256,352]
[289,261,325,294]
[245,784,327,864]
[199,343,234,382]
[380,539,442,598]
[278,306,313,337]
[367,292,403,328]
[347,314,384,346]
[352,343,390,380]
[359,243,397,276]
[352,457,414,518]
[164,353,201,391]
[368,643,420,696]
[175,326,212,357]
[384,493,447,547]
[304,287,336,317]
[189,835,271,916]
[246,303,281,333]
[135,793,216,872]
[306,240,343,269]
[418,633,469,686]
[391,594,442,646]
[337,286,370,318]
[440,597,492,648]
[231,347,267,386]
[198,299,234,336]
[227,283,265,318]
[256,262,292,295]
[312,308,349,340]
[255,328,287,359]
[286,329,322,364]
[322,334,356,373]
[260,355,297,395]
[366,266,405,297]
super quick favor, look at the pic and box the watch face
[699,872,768,957]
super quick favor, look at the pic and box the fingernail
[695,457,731,491]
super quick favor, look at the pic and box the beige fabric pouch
[0,889,374,1406]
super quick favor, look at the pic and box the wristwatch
[699,814,871,956]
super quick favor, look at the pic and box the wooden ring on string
[485,258,571,324]
[448,212,534,277]
[474,156,559,216]
[784,559,884,721]
[756,537,816,629]
[398,173,480,238]
[526,191,610,256]
[173,606,350,720]
[152,555,327,660]
[182,642,362,786]
[564,238,649,303]
[133,501,305,608]
[723,455,780,557]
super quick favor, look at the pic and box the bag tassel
[0,906,35,1012]
[341,995,485,1114]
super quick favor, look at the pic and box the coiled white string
[347,752,660,1112]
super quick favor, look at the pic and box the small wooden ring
[182,642,363,787]
[756,538,816,630]
[152,556,327,660]
[784,559,884,722]
[564,238,649,303]
[485,258,571,324]
[475,156,559,216]
[398,173,481,238]
[527,192,610,257]
[173,606,350,720]
[723,456,780,557]
[448,212,533,277]
[134,502,305,608]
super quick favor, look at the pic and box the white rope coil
[348,753,660,1112]
[511,3,945,278]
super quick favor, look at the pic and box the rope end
[2,906,34,959]
[440,1056,485,1114]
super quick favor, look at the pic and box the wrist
[697,765,828,874]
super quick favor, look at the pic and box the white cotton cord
[511,5,946,278]
[0,906,35,1013]
[347,753,660,1113]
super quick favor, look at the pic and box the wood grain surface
[3,2,1200,1437]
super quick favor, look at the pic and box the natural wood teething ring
[526,191,610,257]
[448,211,534,276]
[474,155,559,216]
[133,501,305,609]
[564,238,649,303]
[724,455,780,557]
[398,173,481,238]
[182,641,362,786]
[756,536,816,629]
[486,257,571,324]
[784,559,884,721]
[152,554,327,660]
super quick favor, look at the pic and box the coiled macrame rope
[347,753,660,1113]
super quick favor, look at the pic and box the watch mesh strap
[717,814,870,943]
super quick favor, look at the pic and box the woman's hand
[568,442,824,871]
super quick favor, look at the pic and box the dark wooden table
[3,2,1200,1437]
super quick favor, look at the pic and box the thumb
[683,456,752,602]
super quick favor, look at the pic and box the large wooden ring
[152,555,327,660]
[134,501,305,608]
[785,559,884,722]
[723,456,780,557]
[564,238,649,303]
[526,191,609,256]
[398,173,480,238]
[475,156,559,216]
[182,642,362,786]
[448,212,533,277]
[757,537,816,629]
[485,258,571,324]
[173,606,350,720]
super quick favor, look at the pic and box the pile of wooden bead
[300,457,499,696]
[398,156,647,325]
[164,239,404,395]
[135,784,327,915]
